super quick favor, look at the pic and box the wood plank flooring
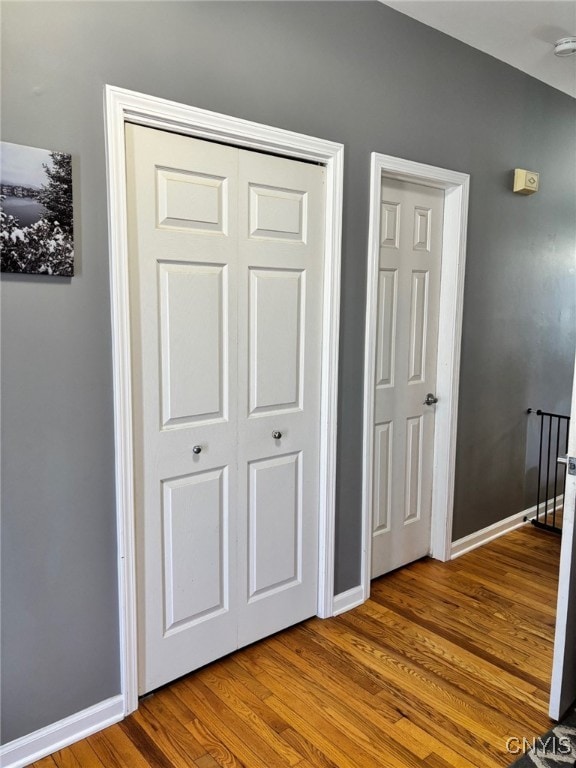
[32,523,561,768]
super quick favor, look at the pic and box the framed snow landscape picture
[1,141,74,276]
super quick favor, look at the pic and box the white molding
[104,85,343,710]
[451,509,531,559]
[361,153,469,598]
[332,586,365,616]
[0,696,123,768]
[450,501,562,559]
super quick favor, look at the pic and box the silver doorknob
[272,431,282,440]
[423,393,438,406]
[192,445,202,454]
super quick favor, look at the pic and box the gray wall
[2,0,574,744]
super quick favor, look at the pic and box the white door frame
[104,85,344,715]
[361,152,469,599]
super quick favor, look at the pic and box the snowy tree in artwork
[38,152,73,235]
[1,142,75,276]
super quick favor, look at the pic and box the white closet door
[236,148,325,646]
[372,178,444,578]
[125,124,325,694]
[126,125,240,693]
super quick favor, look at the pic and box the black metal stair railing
[526,408,570,534]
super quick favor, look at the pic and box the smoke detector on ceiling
[554,37,576,57]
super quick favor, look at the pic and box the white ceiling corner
[380,0,576,98]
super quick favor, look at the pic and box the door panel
[413,206,432,251]
[249,268,304,414]
[162,468,229,632]
[248,452,302,599]
[405,415,423,523]
[156,167,228,234]
[371,178,444,578]
[373,422,393,534]
[408,270,428,382]
[381,202,400,247]
[159,262,228,426]
[126,124,324,694]
[376,269,397,388]
[249,184,306,242]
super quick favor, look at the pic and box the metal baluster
[545,414,552,526]
[536,410,544,524]
[553,416,561,529]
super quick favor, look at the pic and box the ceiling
[380,1,576,98]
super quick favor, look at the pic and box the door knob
[423,393,438,406]
[192,445,202,454]
[272,431,282,440]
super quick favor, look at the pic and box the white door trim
[361,152,469,600]
[104,85,343,715]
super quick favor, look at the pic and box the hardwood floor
[32,523,561,768]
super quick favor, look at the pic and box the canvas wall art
[1,141,74,276]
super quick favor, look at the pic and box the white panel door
[237,150,324,645]
[550,355,576,719]
[371,178,444,578]
[125,124,324,694]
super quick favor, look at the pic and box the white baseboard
[332,585,366,616]
[330,501,559,613]
[450,498,562,560]
[0,694,124,768]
